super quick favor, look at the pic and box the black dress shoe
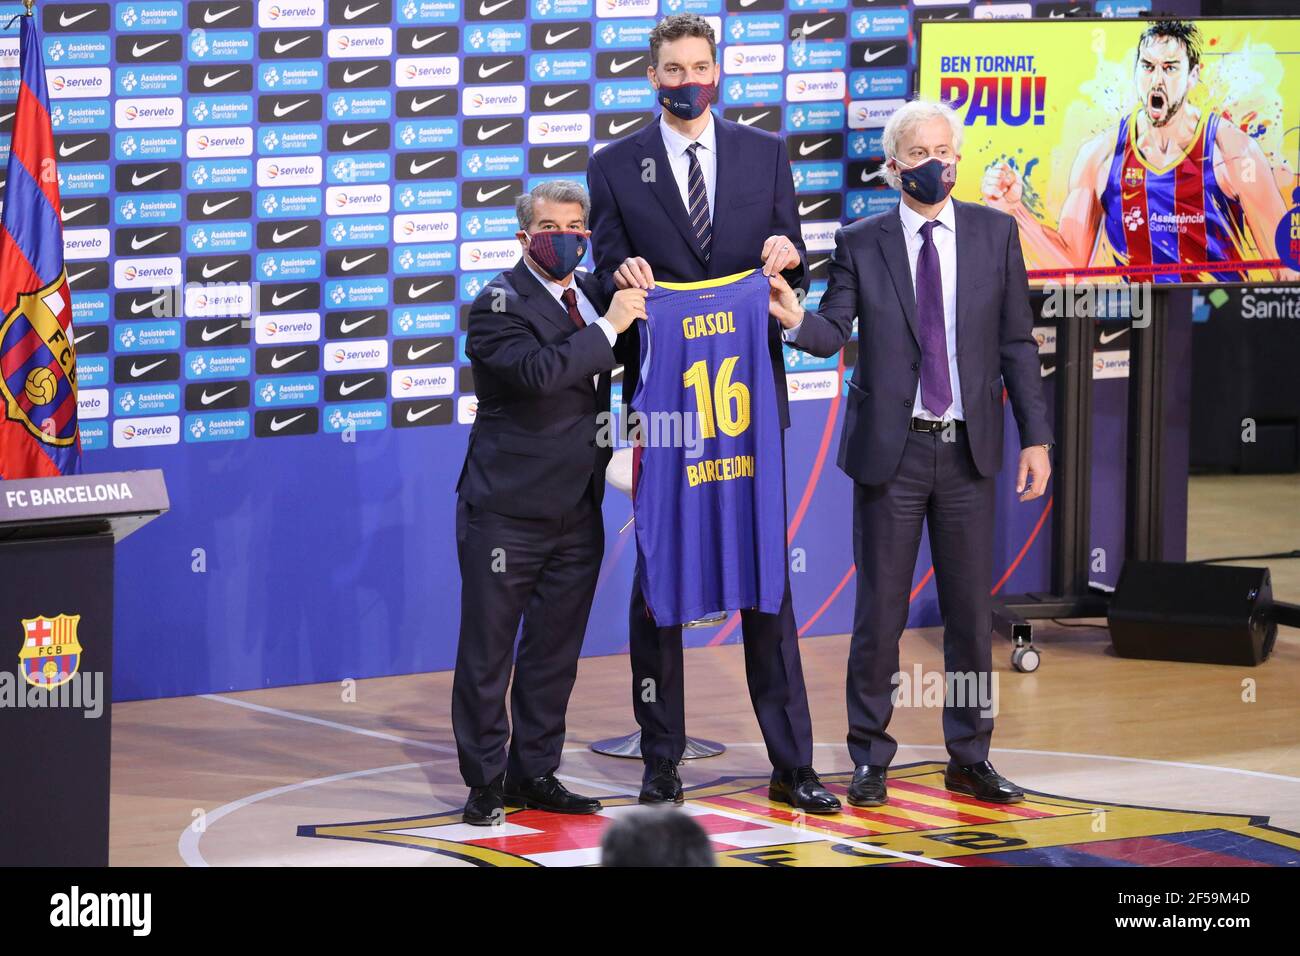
[769,766,841,814]
[639,757,684,805]
[503,773,602,814]
[944,760,1025,804]
[847,765,888,807]
[463,777,505,826]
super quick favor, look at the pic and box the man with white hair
[768,99,1054,807]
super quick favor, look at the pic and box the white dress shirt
[898,198,962,421]
[524,260,616,389]
[659,113,717,223]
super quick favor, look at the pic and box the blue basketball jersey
[631,269,785,627]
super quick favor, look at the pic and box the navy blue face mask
[897,157,957,205]
[525,230,587,281]
[656,80,717,121]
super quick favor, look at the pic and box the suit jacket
[587,112,808,429]
[791,199,1053,486]
[456,261,618,519]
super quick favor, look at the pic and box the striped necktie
[686,141,711,263]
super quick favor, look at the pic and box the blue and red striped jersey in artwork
[0,15,81,479]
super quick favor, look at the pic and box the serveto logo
[48,68,111,99]
[187,127,253,157]
[329,28,393,57]
[114,257,182,288]
[259,1,324,27]
[326,185,391,214]
[724,44,784,74]
[391,366,453,398]
[115,97,183,128]
[114,415,181,447]
[257,157,323,187]
[787,370,839,401]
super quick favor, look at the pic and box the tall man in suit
[587,13,839,813]
[769,100,1054,806]
[453,180,645,825]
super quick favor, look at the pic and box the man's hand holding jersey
[605,287,649,333]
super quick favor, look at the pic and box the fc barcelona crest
[17,614,83,689]
[0,271,79,448]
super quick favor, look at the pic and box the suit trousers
[846,426,997,769]
[452,484,603,787]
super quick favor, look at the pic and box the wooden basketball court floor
[110,475,1300,867]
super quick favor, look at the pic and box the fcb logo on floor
[297,762,1300,867]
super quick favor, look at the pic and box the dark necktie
[916,219,953,417]
[686,142,711,263]
[560,287,585,331]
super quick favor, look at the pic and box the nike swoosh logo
[270,413,306,431]
[739,0,759,6]
[340,253,376,272]
[475,185,508,202]
[202,197,238,215]
[61,203,96,222]
[798,199,831,216]
[542,89,576,107]
[1098,329,1128,345]
[406,281,440,297]
[542,150,575,169]
[407,343,439,360]
[131,294,166,315]
[204,70,240,88]
[131,168,168,186]
[339,316,375,334]
[479,0,512,14]
[408,157,443,174]
[338,377,374,395]
[861,45,896,64]
[1041,365,1056,378]
[341,128,376,146]
[736,112,769,127]
[809,257,830,271]
[203,6,240,24]
[475,122,510,141]
[272,226,308,243]
[798,138,831,156]
[274,36,310,54]
[478,62,510,79]
[410,32,446,50]
[58,139,96,158]
[131,232,168,251]
[270,288,307,306]
[201,260,238,278]
[201,324,237,342]
[74,330,95,345]
[608,56,641,74]
[408,94,444,112]
[273,99,309,118]
[407,403,442,422]
[343,1,378,19]
[67,267,95,284]
[545,28,578,44]
[795,17,835,37]
[130,359,167,377]
[270,351,306,369]
[200,385,237,403]
[342,66,378,83]
[58,10,95,27]
[606,117,640,135]
[131,40,169,57]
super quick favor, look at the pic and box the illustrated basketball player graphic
[983,19,1299,283]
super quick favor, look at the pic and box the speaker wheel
[1011,645,1041,673]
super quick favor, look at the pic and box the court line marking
[177,759,448,868]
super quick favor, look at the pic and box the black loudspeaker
[1108,561,1277,666]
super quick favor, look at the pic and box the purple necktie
[916,219,952,417]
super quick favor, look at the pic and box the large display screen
[919,17,1300,287]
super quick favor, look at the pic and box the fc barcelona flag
[0,14,80,480]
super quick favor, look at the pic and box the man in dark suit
[769,100,1054,806]
[453,180,645,825]
[586,13,839,814]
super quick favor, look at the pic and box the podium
[0,469,168,866]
